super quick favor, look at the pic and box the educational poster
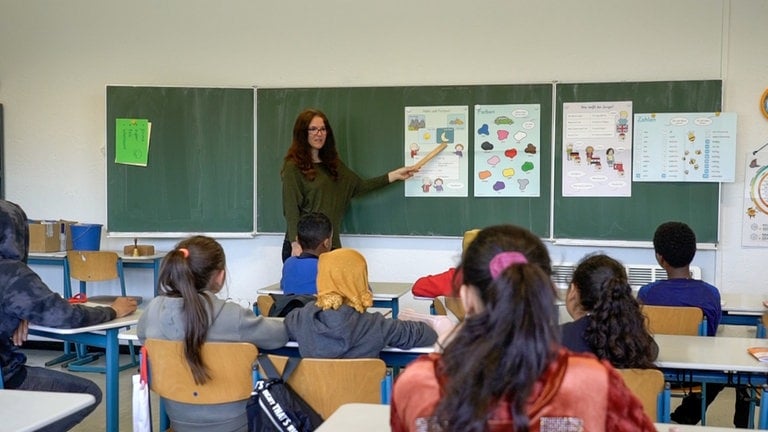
[742,154,768,247]
[633,112,737,182]
[404,106,469,197]
[562,101,633,197]
[473,104,541,197]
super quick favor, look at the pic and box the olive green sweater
[281,160,389,249]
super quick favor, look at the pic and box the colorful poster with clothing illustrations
[404,106,469,197]
[473,104,541,197]
[562,101,633,197]
[742,153,768,247]
[633,112,737,182]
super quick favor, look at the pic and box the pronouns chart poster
[404,106,469,197]
[473,104,541,197]
[562,101,633,197]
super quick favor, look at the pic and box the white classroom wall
[0,0,766,306]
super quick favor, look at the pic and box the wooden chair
[617,368,670,422]
[641,305,706,336]
[641,305,708,424]
[144,339,259,431]
[255,294,275,316]
[432,296,465,322]
[62,251,138,372]
[264,355,388,419]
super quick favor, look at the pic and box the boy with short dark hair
[638,221,749,427]
[280,212,332,295]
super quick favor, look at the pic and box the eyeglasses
[307,127,327,134]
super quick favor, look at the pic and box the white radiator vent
[551,263,701,289]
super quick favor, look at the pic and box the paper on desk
[747,346,768,362]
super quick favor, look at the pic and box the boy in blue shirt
[280,212,332,295]
[638,221,749,428]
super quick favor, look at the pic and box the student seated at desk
[561,254,658,368]
[391,225,655,432]
[284,248,437,358]
[637,221,749,428]
[0,199,138,432]
[138,235,287,432]
[410,229,479,298]
[280,212,332,295]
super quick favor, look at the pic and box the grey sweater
[137,292,288,432]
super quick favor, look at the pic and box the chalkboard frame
[106,86,255,236]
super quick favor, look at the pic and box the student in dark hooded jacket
[0,199,137,431]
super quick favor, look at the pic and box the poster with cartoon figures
[633,112,736,182]
[562,101,633,197]
[404,106,469,197]
[473,104,541,197]
[742,154,768,247]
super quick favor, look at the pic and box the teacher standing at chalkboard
[281,109,416,262]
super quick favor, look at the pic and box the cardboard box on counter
[28,220,77,252]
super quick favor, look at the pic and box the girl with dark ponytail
[138,235,287,432]
[390,225,655,432]
[561,254,658,369]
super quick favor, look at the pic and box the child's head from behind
[653,221,696,268]
[458,224,556,335]
[315,248,373,313]
[460,224,553,311]
[159,235,226,296]
[436,225,559,430]
[570,253,629,312]
[297,212,332,253]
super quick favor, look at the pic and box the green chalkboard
[256,85,553,238]
[107,86,254,234]
[554,80,722,243]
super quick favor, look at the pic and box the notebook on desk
[747,347,768,362]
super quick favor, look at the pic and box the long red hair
[283,109,340,181]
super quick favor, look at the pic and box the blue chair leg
[759,385,768,430]
[657,383,671,422]
[380,368,393,404]
[700,384,707,425]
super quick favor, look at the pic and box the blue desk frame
[28,252,164,296]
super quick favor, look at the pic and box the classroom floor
[20,343,754,431]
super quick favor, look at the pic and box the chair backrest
[432,296,465,322]
[256,295,274,316]
[65,250,128,300]
[144,338,258,404]
[66,251,120,282]
[617,368,668,422]
[265,355,387,419]
[641,305,705,336]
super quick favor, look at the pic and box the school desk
[655,423,752,431]
[719,292,767,328]
[314,405,750,432]
[29,309,141,432]
[258,282,411,318]
[0,389,96,432]
[316,403,389,432]
[655,333,768,429]
[29,251,165,294]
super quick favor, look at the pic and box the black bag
[247,354,323,432]
[268,294,316,317]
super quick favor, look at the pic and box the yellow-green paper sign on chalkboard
[115,118,150,166]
